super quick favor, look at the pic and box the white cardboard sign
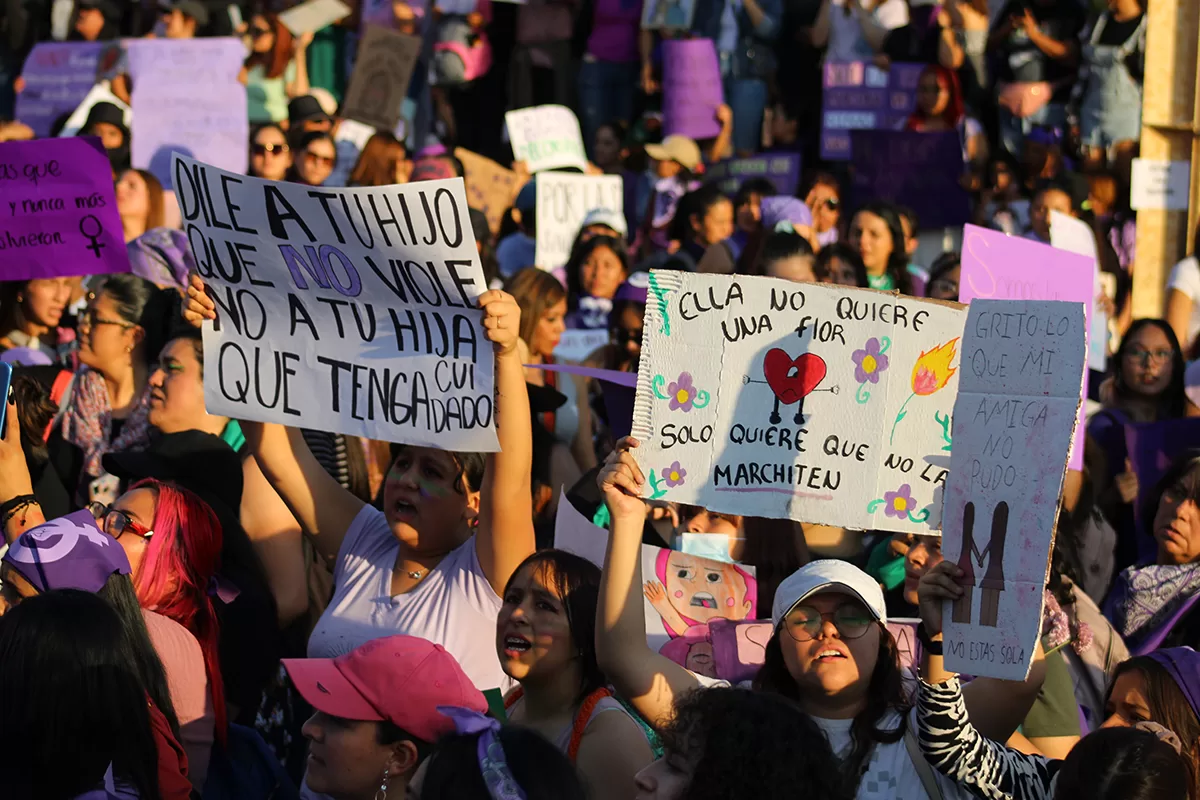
[505,105,587,173]
[630,272,966,532]
[941,299,1085,680]
[278,0,351,35]
[1048,210,1108,372]
[172,154,499,452]
[534,173,623,270]
[1130,158,1191,211]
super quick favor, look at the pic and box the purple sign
[662,39,723,140]
[849,130,969,230]
[705,153,801,196]
[1126,418,1200,532]
[958,225,1094,470]
[821,61,924,161]
[126,38,248,190]
[0,137,128,281]
[14,43,105,138]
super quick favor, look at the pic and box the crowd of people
[2,0,1200,797]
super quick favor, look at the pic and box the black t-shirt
[1095,11,1144,81]
[993,0,1085,102]
[883,22,943,65]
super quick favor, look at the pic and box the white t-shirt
[1167,255,1200,350]
[826,0,910,62]
[306,505,509,692]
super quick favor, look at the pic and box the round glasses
[782,603,874,642]
[88,502,154,540]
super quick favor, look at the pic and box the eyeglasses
[304,151,335,167]
[250,24,271,36]
[818,197,839,211]
[782,604,874,642]
[610,327,643,347]
[88,502,154,540]
[1125,348,1172,365]
[252,142,288,157]
[78,310,134,330]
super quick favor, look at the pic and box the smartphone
[0,362,12,437]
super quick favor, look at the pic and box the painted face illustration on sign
[646,550,755,638]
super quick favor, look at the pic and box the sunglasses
[782,603,874,642]
[305,151,335,167]
[251,24,271,36]
[819,197,839,211]
[88,502,154,540]
[251,142,289,157]
[610,327,643,347]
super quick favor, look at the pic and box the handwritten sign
[705,154,801,197]
[172,154,498,451]
[941,299,1085,680]
[959,225,1093,470]
[278,0,352,35]
[456,148,520,235]
[821,61,923,160]
[0,137,127,280]
[661,39,723,140]
[849,130,969,230]
[630,272,965,532]
[14,42,104,138]
[505,105,587,173]
[128,39,248,190]
[535,173,623,270]
[342,25,422,132]
[1048,210,1108,372]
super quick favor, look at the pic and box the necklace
[407,569,424,580]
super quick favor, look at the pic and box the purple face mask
[2,509,131,594]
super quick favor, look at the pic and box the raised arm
[0,399,45,543]
[595,438,701,729]
[473,290,536,593]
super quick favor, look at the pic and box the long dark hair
[1107,657,1200,798]
[1055,726,1190,800]
[1112,318,1186,420]
[419,725,587,800]
[1142,449,1200,540]
[814,242,869,287]
[502,549,606,703]
[0,589,162,799]
[565,234,629,309]
[851,201,912,294]
[753,622,908,795]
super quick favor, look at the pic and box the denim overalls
[1080,12,1147,149]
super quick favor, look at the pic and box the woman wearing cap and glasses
[596,438,1048,799]
[914,560,1200,800]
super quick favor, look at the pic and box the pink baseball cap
[282,635,487,743]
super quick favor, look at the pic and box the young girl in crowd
[668,184,735,272]
[0,278,72,363]
[116,168,165,243]
[1026,181,1075,244]
[596,437,1045,799]
[287,130,337,187]
[239,13,309,125]
[565,235,630,329]
[848,202,911,293]
[805,172,843,248]
[926,251,961,301]
[814,242,869,287]
[641,135,702,253]
[497,550,654,799]
[248,123,293,181]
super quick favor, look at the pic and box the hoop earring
[375,767,389,800]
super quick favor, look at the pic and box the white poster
[505,105,587,173]
[1049,210,1108,372]
[941,299,1085,680]
[173,154,499,452]
[278,0,352,35]
[535,173,622,270]
[1130,158,1191,211]
[631,272,966,532]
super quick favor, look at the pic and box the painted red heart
[763,349,827,405]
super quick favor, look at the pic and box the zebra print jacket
[916,677,1061,800]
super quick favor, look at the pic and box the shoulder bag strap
[905,725,945,800]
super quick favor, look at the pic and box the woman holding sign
[184,277,534,696]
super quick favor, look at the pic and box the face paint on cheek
[417,477,450,500]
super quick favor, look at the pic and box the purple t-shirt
[587,0,643,63]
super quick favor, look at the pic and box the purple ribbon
[207,575,241,605]
[438,707,526,800]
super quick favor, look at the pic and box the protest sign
[128,39,247,190]
[642,0,696,28]
[959,225,1094,470]
[14,42,104,138]
[849,130,969,230]
[505,105,587,173]
[661,39,723,140]
[942,299,1085,680]
[535,173,623,269]
[172,154,498,451]
[278,0,352,35]
[58,81,129,138]
[0,137,127,280]
[553,492,759,682]
[888,618,922,672]
[342,26,422,132]
[1049,210,1109,372]
[553,329,609,361]
[456,148,520,235]
[821,61,923,160]
[705,154,801,197]
[630,272,965,532]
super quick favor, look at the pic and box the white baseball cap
[771,559,888,628]
[580,208,628,238]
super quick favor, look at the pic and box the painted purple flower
[667,372,697,412]
[662,462,687,488]
[882,484,915,519]
[852,337,890,385]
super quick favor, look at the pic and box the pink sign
[0,136,128,281]
[661,38,723,140]
[958,225,1093,470]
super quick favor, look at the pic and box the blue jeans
[999,101,1067,158]
[724,76,768,155]
[577,58,639,159]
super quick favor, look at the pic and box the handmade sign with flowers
[647,461,687,499]
[867,483,930,524]
[852,336,890,403]
[652,371,711,412]
[890,338,959,446]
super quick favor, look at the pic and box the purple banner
[849,130,969,230]
[662,39,723,140]
[1126,418,1200,532]
[705,153,801,197]
[14,43,105,138]
[821,61,924,161]
[0,137,128,281]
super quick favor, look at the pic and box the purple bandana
[1147,647,1200,723]
[438,707,526,800]
[2,509,131,593]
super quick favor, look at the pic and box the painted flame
[910,338,959,396]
